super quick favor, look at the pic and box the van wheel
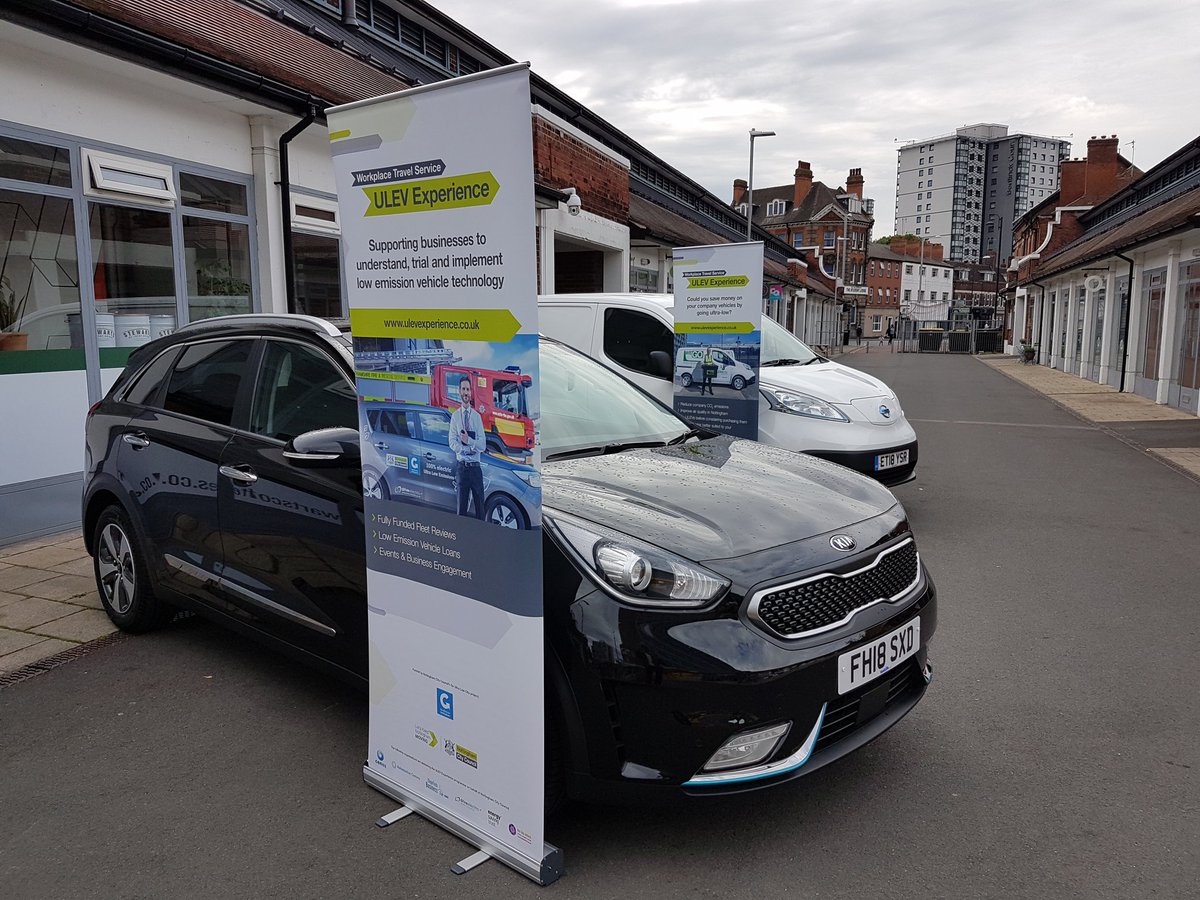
[731,375,746,391]
[485,494,529,530]
[93,506,172,633]
[680,373,692,387]
[363,467,390,501]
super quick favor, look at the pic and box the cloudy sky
[435,0,1198,234]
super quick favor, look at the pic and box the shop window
[183,216,253,322]
[629,265,659,293]
[0,190,81,353]
[293,232,343,318]
[0,136,72,187]
[290,195,341,318]
[602,307,673,380]
[89,204,176,337]
[179,172,248,216]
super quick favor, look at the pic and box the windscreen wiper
[667,428,706,445]
[545,440,668,461]
[760,358,806,367]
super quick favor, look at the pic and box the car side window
[602,308,673,381]
[123,347,180,407]
[162,340,254,426]
[249,340,357,442]
[379,409,411,437]
[416,410,451,446]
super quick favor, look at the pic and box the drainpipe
[279,108,318,314]
[1114,252,1136,392]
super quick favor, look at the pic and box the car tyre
[93,505,172,633]
[362,467,390,501]
[731,375,746,391]
[680,372,692,387]
[485,494,529,530]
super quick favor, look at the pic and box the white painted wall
[0,371,90,483]
[1,25,254,175]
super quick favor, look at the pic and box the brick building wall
[532,118,629,223]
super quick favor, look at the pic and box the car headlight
[515,469,541,487]
[545,511,729,608]
[762,387,850,422]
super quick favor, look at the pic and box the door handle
[374,442,388,450]
[424,452,436,459]
[219,465,258,485]
[122,432,150,449]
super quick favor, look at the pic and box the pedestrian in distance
[886,323,896,353]
[449,376,486,519]
[855,324,863,344]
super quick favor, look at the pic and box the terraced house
[1008,134,1200,415]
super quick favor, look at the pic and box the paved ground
[2,351,1198,898]
[0,532,117,673]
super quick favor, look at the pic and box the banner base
[364,766,564,886]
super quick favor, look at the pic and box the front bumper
[806,440,919,487]
[559,566,937,803]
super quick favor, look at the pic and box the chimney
[846,167,864,199]
[793,160,813,208]
[1059,159,1086,204]
[1084,134,1121,202]
[732,178,747,207]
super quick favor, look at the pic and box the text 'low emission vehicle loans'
[538,293,919,485]
[84,314,936,808]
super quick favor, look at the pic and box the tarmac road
[2,353,1198,899]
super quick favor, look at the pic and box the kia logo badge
[879,404,891,419]
[830,534,856,552]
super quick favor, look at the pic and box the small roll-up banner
[327,63,560,885]
[671,242,765,439]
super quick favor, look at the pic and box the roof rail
[173,313,346,337]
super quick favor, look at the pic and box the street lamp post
[747,128,776,239]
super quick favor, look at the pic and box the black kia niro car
[84,313,936,807]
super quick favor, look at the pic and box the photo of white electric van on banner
[674,332,761,399]
[353,334,541,530]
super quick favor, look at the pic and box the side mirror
[648,350,672,380]
[284,426,362,466]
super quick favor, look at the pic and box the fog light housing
[701,722,791,772]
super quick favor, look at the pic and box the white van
[674,346,757,390]
[538,293,918,486]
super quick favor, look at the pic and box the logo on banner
[408,456,421,476]
[375,749,385,765]
[437,688,455,719]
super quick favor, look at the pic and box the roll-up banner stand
[671,243,765,438]
[327,64,561,886]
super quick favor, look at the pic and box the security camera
[563,188,582,217]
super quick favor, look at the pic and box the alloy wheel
[97,522,137,615]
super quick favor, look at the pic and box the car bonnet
[542,435,898,561]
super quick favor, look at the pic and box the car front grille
[812,658,923,755]
[749,540,919,639]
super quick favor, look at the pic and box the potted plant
[0,274,30,351]
[1020,341,1037,363]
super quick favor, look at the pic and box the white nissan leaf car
[538,293,918,486]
